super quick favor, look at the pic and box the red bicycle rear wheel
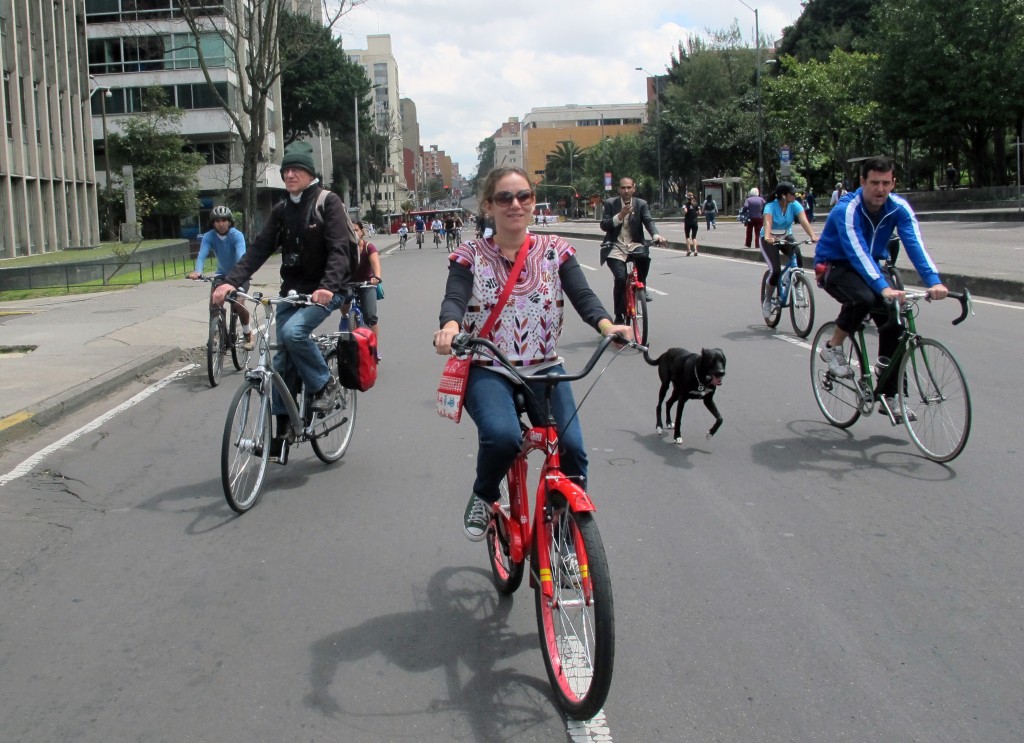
[534,494,614,720]
[631,288,648,346]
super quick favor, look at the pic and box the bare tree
[176,0,365,232]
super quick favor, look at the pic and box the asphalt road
[1,238,1021,742]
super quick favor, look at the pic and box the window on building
[2,72,12,140]
[124,36,164,72]
[185,141,233,165]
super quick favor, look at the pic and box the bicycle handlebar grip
[951,288,971,326]
[451,332,473,354]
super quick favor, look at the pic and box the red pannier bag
[335,327,377,391]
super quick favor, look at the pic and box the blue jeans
[272,294,343,414]
[464,365,587,503]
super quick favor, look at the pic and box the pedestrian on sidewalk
[743,188,765,249]
[703,194,718,230]
[683,192,701,256]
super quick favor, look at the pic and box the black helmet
[211,205,233,225]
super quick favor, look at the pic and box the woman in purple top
[743,188,766,249]
[344,221,382,357]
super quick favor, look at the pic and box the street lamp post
[89,76,114,241]
[739,0,764,194]
[636,67,664,207]
[585,106,608,192]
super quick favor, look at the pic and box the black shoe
[268,436,289,464]
[644,291,653,302]
[311,376,338,412]
[613,315,624,325]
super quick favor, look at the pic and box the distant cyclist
[414,215,426,248]
[430,216,444,247]
[759,181,817,318]
[188,205,253,349]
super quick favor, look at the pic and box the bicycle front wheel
[810,322,865,428]
[487,474,525,594]
[631,287,649,346]
[207,315,225,386]
[789,272,816,338]
[309,351,357,463]
[221,382,271,513]
[229,311,249,371]
[898,338,971,462]
[534,495,614,720]
[760,271,782,328]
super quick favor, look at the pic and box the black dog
[643,347,726,445]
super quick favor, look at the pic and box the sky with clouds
[336,0,807,177]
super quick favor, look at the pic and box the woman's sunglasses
[490,189,535,207]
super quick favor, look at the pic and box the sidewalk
[0,261,282,447]
[1,217,1021,447]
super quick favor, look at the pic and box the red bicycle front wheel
[487,474,525,594]
[534,494,614,720]
[631,288,649,346]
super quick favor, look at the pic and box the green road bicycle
[810,288,972,462]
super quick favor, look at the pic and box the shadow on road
[305,566,560,739]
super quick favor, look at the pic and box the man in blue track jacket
[814,156,948,397]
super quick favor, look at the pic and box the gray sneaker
[820,343,854,378]
[880,395,918,424]
[761,294,777,319]
[463,494,490,542]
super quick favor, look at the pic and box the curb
[0,346,184,448]
[556,230,1024,304]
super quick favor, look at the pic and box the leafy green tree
[278,11,372,149]
[473,136,496,194]
[108,88,205,239]
[871,0,1024,186]
[773,0,877,62]
[544,140,587,186]
[762,51,885,190]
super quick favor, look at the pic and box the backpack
[335,327,378,391]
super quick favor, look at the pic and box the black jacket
[225,185,356,295]
[600,196,659,244]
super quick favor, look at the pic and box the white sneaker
[820,344,854,378]
[761,294,777,319]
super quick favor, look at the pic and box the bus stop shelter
[701,177,746,215]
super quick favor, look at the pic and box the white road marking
[567,709,613,741]
[0,364,197,487]
[773,334,812,350]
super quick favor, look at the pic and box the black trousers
[821,262,900,395]
[608,255,651,319]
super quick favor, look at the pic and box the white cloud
[337,0,805,176]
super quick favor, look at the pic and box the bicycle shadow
[304,566,559,739]
[751,419,958,482]
[136,477,242,535]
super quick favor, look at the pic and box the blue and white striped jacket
[814,189,940,294]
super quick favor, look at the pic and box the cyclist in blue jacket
[189,205,253,348]
[814,157,948,397]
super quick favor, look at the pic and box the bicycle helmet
[211,205,233,224]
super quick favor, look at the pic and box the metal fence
[0,254,195,292]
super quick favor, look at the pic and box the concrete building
[346,34,408,215]
[1,0,98,258]
[493,117,523,173]
[83,0,300,238]
[399,97,422,207]
[521,103,646,189]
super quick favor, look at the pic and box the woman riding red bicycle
[433,167,631,541]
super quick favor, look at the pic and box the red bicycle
[451,333,636,720]
[604,241,651,346]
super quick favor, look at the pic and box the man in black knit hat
[213,141,356,459]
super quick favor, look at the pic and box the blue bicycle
[760,236,816,338]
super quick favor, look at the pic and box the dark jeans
[464,365,586,503]
[608,255,651,319]
[271,294,344,414]
[821,262,900,395]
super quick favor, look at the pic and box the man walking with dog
[600,176,667,324]
[815,156,948,418]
